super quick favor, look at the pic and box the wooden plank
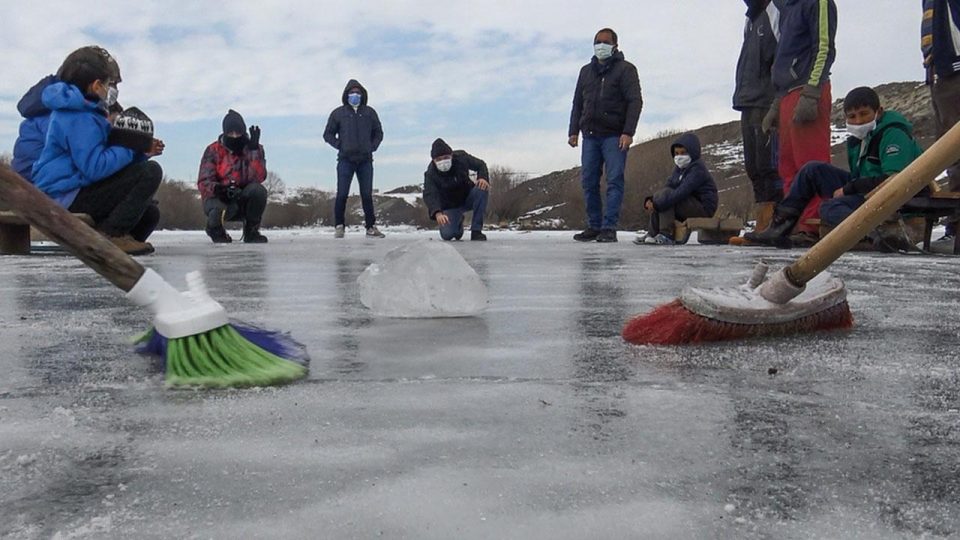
[931,191,960,200]
[684,217,719,230]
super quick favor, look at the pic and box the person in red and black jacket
[197,109,268,243]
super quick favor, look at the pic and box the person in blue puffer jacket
[31,46,164,256]
[638,133,718,245]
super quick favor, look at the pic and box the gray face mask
[105,85,119,107]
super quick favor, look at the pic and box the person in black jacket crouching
[423,138,490,241]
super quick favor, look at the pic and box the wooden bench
[676,217,743,245]
[0,210,94,255]
[900,191,960,254]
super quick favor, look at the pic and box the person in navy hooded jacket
[31,46,164,256]
[638,133,718,245]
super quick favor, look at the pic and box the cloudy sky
[0,0,925,191]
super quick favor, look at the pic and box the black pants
[69,160,163,237]
[649,188,710,238]
[203,183,268,230]
[741,108,783,203]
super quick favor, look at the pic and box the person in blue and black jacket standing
[922,0,960,246]
[568,27,642,244]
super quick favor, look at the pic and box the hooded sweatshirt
[652,133,719,215]
[322,79,384,163]
[423,149,490,219]
[12,75,59,181]
[31,82,137,208]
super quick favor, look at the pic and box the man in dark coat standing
[323,79,385,238]
[423,138,490,241]
[568,27,643,243]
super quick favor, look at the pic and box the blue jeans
[439,188,488,240]
[580,135,627,230]
[781,162,864,227]
[335,159,375,228]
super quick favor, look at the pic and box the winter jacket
[841,111,924,196]
[771,0,837,94]
[423,150,490,219]
[31,82,137,208]
[568,51,643,138]
[652,133,719,215]
[323,79,384,163]
[12,75,58,181]
[197,138,267,201]
[922,0,960,81]
[733,0,783,110]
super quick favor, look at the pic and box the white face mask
[594,43,614,61]
[846,119,877,140]
[674,154,692,169]
[435,158,453,172]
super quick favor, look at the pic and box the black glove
[247,125,261,149]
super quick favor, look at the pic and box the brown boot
[109,234,155,255]
[729,202,778,246]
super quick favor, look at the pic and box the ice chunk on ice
[358,240,488,318]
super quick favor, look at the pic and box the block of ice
[358,240,488,318]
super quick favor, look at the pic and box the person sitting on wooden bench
[637,133,718,245]
[30,46,165,256]
[745,86,924,249]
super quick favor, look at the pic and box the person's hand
[146,138,165,157]
[762,97,781,134]
[619,134,633,151]
[644,198,654,212]
[436,212,450,226]
[476,178,490,191]
[226,183,242,200]
[247,125,261,149]
[833,187,844,199]
[793,85,821,125]
[568,135,579,148]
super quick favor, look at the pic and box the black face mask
[223,135,246,153]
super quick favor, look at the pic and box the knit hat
[431,138,453,159]
[107,107,154,153]
[222,109,246,135]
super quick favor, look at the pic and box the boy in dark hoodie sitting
[746,87,924,247]
[637,133,718,245]
[30,46,164,256]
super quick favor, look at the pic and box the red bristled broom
[624,117,960,345]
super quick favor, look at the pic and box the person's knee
[244,182,267,200]
[440,228,457,241]
[655,188,673,198]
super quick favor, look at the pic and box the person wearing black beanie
[196,109,269,243]
[423,138,491,241]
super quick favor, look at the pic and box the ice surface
[358,239,488,318]
[2,229,960,538]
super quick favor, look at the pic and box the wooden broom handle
[0,165,145,292]
[789,120,960,285]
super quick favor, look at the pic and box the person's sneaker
[109,234,155,255]
[573,228,601,242]
[651,233,675,245]
[633,234,654,245]
[366,226,385,238]
[596,229,618,243]
[471,230,487,241]
[206,226,232,243]
[334,225,345,238]
[930,234,955,254]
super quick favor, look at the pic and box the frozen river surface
[1,230,959,539]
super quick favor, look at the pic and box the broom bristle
[136,322,309,388]
[622,298,854,346]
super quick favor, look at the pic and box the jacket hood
[18,75,59,118]
[744,0,768,18]
[671,133,702,162]
[874,110,913,135]
[342,79,368,106]
[41,82,102,114]
[592,50,625,68]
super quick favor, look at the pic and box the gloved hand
[225,183,242,200]
[247,125,261,149]
[792,85,821,124]
[761,96,781,134]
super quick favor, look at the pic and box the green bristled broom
[0,164,308,388]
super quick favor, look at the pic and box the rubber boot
[743,207,799,246]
